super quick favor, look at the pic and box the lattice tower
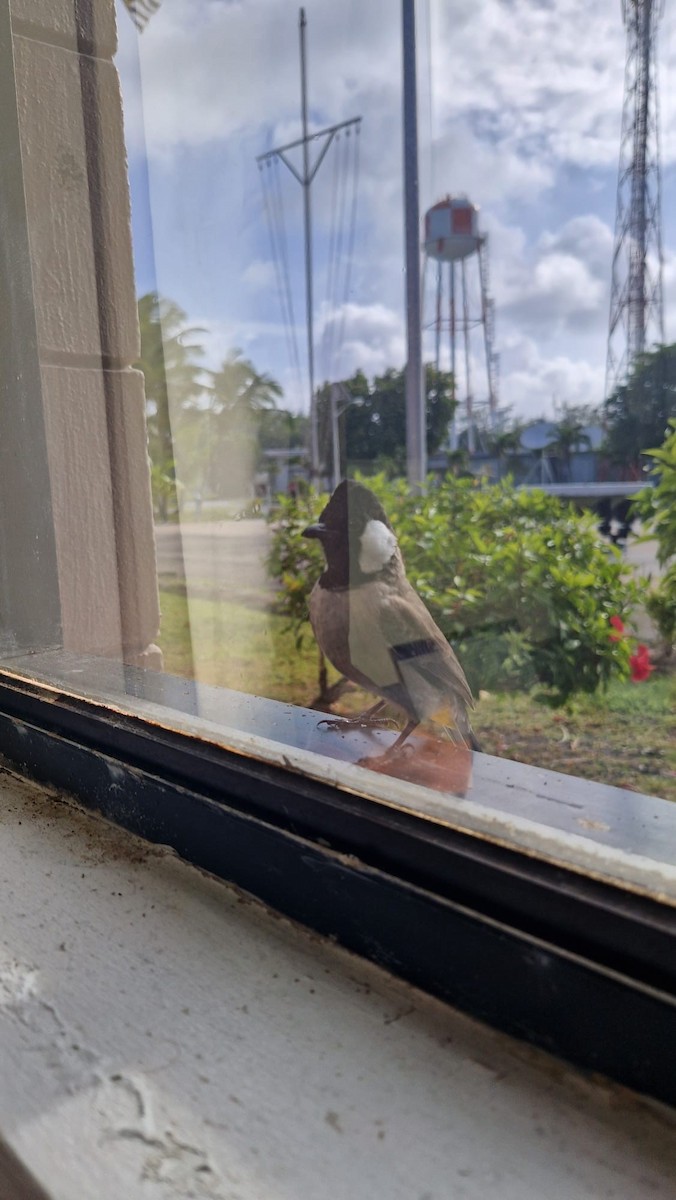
[606,0,665,398]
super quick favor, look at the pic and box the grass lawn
[473,677,675,799]
[157,584,675,802]
[159,501,266,524]
[158,583,322,703]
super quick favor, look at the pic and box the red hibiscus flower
[610,618,653,682]
[629,644,654,683]
[609,615,625,642]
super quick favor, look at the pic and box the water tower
[423,196,498,453]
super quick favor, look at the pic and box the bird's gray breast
[309,581,400,689]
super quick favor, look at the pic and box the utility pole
[257,10,361,482]
[402,0,426,488]
[330,383,342,491]
[328,382,363,490]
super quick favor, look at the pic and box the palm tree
[209,350,282,418]
[487,423,525,479]
[551,406,593,482]
[136,292,208,517]
[202,351,282,499]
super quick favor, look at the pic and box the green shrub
[644,575,676,654]
[268,475,640,705]
[633,419,676,654]
[266,490,327,649]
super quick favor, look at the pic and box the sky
[114,0,676,426]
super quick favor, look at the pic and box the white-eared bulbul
[303,480,480,753]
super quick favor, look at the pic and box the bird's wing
[377,581,475,714]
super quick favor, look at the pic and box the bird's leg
[317,699,399,733]
[355,717,420,768]
[383,718,419,755]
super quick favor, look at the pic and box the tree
[197,351,283,499]
[484,420,525,479]
[258,408,309,454]
[209,350,282,419]
[136,298,286,505]
[550,404,594,481]
[317,364,457,475]
[603,343,676,473]
[135,292,208,518]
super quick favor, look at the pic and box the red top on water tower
[424,196,482,262]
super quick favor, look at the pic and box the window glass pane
[1,0,674,898]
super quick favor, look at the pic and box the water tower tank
[424,196,481,262]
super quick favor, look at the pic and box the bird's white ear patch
[358,519,397,574]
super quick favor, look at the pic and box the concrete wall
[9,0,160,667]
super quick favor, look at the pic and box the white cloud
[114,0,676,429]
[538,215,614,277]
[428,0,626,171]
[495,213,612,349]
[499,334,605,420]
[117,0,401,156]
[503,249,605,333]
[241,259,276,292]
[316,301,406,381]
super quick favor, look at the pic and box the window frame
[0,0,61,659]
[1,0,675,1114]
[0,663,674,1108]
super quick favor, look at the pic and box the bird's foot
[317,714,400,733]
[359,742,415,766]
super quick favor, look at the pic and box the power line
[270,157,304,395]
[256,9,361,479]
[258,159,303,404]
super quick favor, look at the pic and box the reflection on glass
[109,2,676,801]
[3,1,674,864]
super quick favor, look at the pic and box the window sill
[3,648,676,901]
[0,653,675,1108]
[1,766,675,1199]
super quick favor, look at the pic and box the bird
[302,479,480,754]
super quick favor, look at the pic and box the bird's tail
[433,703,481,753]
[453,699,481,753]
[468,728,482,753]
[443,724,481,753]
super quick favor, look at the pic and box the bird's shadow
[357,735,473,797]
[311,713,473,797]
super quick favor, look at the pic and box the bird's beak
[302,522,326,539]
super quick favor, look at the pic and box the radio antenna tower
[606,0,665,399]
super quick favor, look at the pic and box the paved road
[155,519,275,605]
[623,529,662,641]
[624,532,661,576]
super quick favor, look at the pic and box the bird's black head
[303,480,399,588]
